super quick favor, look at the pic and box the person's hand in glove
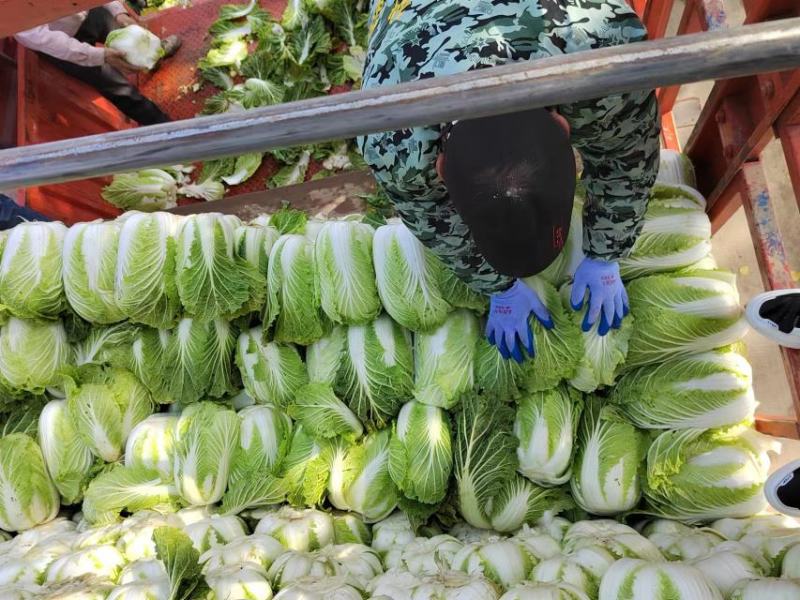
[487,279,553,363]
[570,257,629,336]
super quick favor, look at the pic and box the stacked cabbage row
[4,507,800,599]
[0,166,789,598]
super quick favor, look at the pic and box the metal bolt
[761,80,776,99]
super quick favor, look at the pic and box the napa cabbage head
[105,25,164,69]
[372,222,451,332]
[0,434,60,532]
[643,425,779,523]
[0,317,72,393]
[625,270,747,368]
[315,220,381,325]
[62,220,125,324]
[570,397,646,516]
[609,348,756,430]
[0,222,67,319]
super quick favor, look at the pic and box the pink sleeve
[15,26,106,67]
[104,2,129,17]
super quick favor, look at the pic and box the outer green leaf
[236,327,308,407]
[0,433,60,532]
[388,400,452,505]
[152,526,205,600]
[288,382,364,440]
[0,222,67,319]
[176,213,266,320]
[414,309,479,409]
[63,220,125,324]
[115,212,182,329]
[336,314,414,429]
[82,465,180,526]
[173,402,240,506]
[266,233,327,345]
[315,220,381,325]
[372,222,451,332]
[453,394,517,529]
[609,348,756,430]
[570,397,646,516]
[38,399,95,505]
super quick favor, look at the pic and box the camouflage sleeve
[562,89,661,261]
[358,127,515,296]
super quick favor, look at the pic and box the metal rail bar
[2,17,800,189]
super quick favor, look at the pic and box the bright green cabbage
[266,233,328,345]
[619,200,712,280]
[173,401,240,506]
[105,24,164,70]
[279,425,332,507]
[82,465,181,526]
[102,170,178,212]
[38,399,95,505]
[315,220,381,325]
[327,429,399,523]
[388,400,452,506]
[414,309,479,409]
[453,394,517,529]
[515,385,582,487]
[288,382,363,440]
[625,270,748,368]
[124,414,178,480]
[489,475,574,533]
[62,220,125,324]
[644,426,779,523]
[115,212,183,329]
[372,222,451,333]
[570,397,647,516]
[609,348,756,430]
[520,279,582,391]
[0,434,60,532]
[473,337,525,402]
[167,318,239,405]
[333,314,414,429]
[176,213,266,320]
[0,222,67,319]
[236,326,308,407]
[0,317,73,393]
[66,367,154,463]
[561,285,632,393]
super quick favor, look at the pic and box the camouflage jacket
[357,0,661,295]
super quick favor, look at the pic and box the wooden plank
[756,415,800,439]
[170,170,374,220]
[738,161,800,440]
[4,17,800,189]
[0,0,112,37]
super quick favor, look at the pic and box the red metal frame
[636,0,800,438]
[0,0,109,38]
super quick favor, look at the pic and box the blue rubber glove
[570,257,629,336]
[487,280,553,363]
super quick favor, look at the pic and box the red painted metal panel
[0,39,17,150]
[17,47,130,221]
[642,0,675,39]
[0,0,110,38]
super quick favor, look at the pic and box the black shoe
[160,35,182,60]
[765,460,800,517]
[746,290,800,349]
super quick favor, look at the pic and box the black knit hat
[442,108,576,278]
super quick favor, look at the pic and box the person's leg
[44,56,171,125]
[74,7,119,45]
[0,194,51,230]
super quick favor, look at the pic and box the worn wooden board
[170,170,374,220]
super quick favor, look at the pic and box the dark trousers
[0,194,50,229]
[44,7,171,126]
